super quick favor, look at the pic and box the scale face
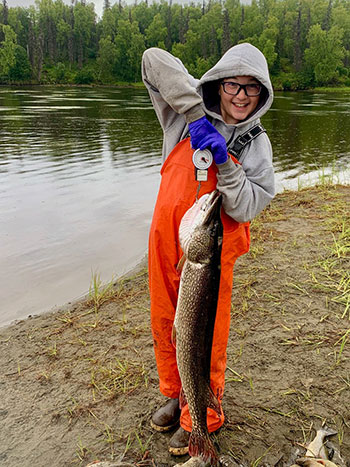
[192,149,213,170]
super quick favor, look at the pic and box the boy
[142,43,274,455]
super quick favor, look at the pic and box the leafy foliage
[1,0,350,88]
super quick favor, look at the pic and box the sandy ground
[0,184,349,467]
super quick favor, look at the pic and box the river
[1,86,349,327]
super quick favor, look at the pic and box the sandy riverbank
[0,184,349,467]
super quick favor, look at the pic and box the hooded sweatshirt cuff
[184,104,206,123]
[216,157,240,173]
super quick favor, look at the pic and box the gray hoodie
[142,43,275,223]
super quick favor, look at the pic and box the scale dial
[192,149,213,170]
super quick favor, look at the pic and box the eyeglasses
[220,81,262,97]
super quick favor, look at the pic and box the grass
[223,182,350,463]
[88,271,116,311]
[335,329,350,365]
[2,184,350,465]
[251,445,274,467]
[89,358,149,398]
[295,162,350,191]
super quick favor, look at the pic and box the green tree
[56,18,71,61]
[1,0,8,25]
[36,0,57,62]
[257,14,279,69]
[97,34,117,81]
[145,13,167,48]
[8,44,31,80]
[240,0,264,45]
[74,1,96,68]
[0,24,17,76]
[8,6,33,58]
[221,9,231,53]
[131,1,156,35]
[304,23,345,85]
[332,2,350,68]
[114,19,145,81]
[100,7,116,40]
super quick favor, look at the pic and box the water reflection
[263,92,350,177]
[0,87,349,327]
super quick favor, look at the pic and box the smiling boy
[142,43,275,455]
[219,77,262,123]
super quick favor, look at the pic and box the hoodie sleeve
[142,48,206,130]
[216,133,275,223]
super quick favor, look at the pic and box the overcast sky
[8,0,201,20]
[8,0,251,22]
[9,0,105,18]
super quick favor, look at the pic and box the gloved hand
[188,116,228,165]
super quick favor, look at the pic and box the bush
[73,68,95,84]
[272,70,315,91]
[49,62,68,83]
[8,45,32,82]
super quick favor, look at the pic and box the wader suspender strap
[227,123,266,161]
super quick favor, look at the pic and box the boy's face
[219,76,261,124]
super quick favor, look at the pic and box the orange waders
[148,138,250,433]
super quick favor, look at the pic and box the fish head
[179,191,222,263]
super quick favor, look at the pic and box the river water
[1,86,349,327]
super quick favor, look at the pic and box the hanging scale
[192,148,213,199]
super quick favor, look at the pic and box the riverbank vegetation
[1,182,349,465]
[1,0,350,89]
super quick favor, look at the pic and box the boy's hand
[188,116,228,165]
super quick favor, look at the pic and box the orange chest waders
[148,137,250,432]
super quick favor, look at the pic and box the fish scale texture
[174,193,222,466]
[176,261,215,429]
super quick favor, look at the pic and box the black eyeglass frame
[220,81,262,97]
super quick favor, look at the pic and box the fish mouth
[186,190,222,229]
[179,191,222,254]
[200,190,222,226]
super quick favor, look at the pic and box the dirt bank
[0,184,349,467]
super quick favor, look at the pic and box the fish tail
[189,431,218,465]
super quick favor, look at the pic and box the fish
[305,426,338,459]
[173,190,223,466]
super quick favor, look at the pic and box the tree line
[1,0,350,89]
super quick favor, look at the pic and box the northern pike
[173,190,223,466]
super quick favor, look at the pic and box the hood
[198,43,274,126]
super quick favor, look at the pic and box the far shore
[3,82,350,92]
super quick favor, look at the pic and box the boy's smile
[219,76,261,124]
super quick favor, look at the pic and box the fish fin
[320,425,338,438]
[208,386,221,418]
[176,255,186,274]
[189,431,218,466]
[179,387,187,409]
[171,325,176,348]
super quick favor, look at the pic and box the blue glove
[188,116,228,165]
